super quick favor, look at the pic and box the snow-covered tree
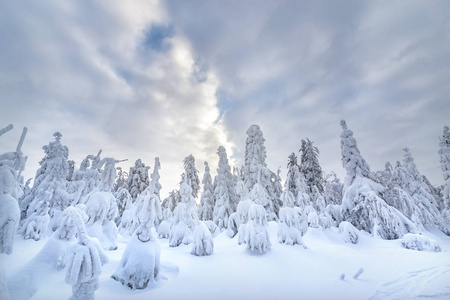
[115,187,133,225]
[169,180,199,247]
[20,132,81,239]
[67,160,75,182]
[198,162,214,221]
[158,190,178,239]
[239,176,271,253]
[324,172,343,206]
[213,146,237,231]
[127,159,150,200]
[7,206,84,299]
[112,184,161,290]
[243,125,280,220]
[114,167,128,192]
[300,138,324,194]
[439,126,450,223]
[277,187,305,247]
[65,208,108,300]
[150,157,162,199]
[0,165,20,254]
[191,221,214,256]
[400,148,442,227]
[181,155,200,199]
[340,120,416,239]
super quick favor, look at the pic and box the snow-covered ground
[2,222,450,300]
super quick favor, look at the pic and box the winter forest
[1,121,450,300]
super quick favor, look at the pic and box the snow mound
[401,233,442,252]
[339,221,359,244]
[191,222,214,256]
[370,265,450,299]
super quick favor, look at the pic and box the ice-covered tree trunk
[213,146,237,231]
[169,181,199,247]
[112,184,161,290]
[198,162,214,221]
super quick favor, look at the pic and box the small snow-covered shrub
[158,220,172,239]
[339,221,359,244]
[203,220,218,237]
[278,207,304,246]
[227,212,239,238]
[307,210,320,228]
[242,204,271,253]
[191,222,214,256]
[401,234,442,252]
[112,233,161,289]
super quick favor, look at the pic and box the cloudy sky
[1,0,449,196]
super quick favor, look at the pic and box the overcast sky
[1,0,449,197]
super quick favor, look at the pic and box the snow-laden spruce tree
[112,184,161,290]
[374,162,393,187]
[169,178,199,247]
[114,167,128,193]
[384,160,435,231]
[127,159,150,200]
[228,178,252,238]
[198,162,214,221]
[181,155,201,199]
[243,125,280,220]
[83,157,120,250]
[277,182,305,247]
[439,126,450,225]
[239,170,271,253]
[0,165,20,254]
[340,120,416,239]
[158,190,179,239]
[213,146,238,231]
[300,138,324,195]
[191,221,214,256]
[115,187,133,226]
[65,207,108,300]
[401,148,442,226]
[75,152,103,204]
[21,132,81,239]
[324,172,343,205]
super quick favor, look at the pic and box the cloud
[0,0,232,196]
[163,0,450,184]
[1,0,449,198]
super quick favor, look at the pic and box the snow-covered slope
[2,222,449,300]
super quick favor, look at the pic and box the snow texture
[401,233,442,252]
[0,166,20,254]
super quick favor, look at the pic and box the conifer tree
[213,146,237,230]
[339,121,416,239]
[243,125,280,220]
[300,138,324,194]
[439,126,450,215]
[181,155,200,199]
[127,159,150,200]
[199,162,214,221]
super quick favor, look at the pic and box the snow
[401,233,442,252]
[1,222,450,299]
